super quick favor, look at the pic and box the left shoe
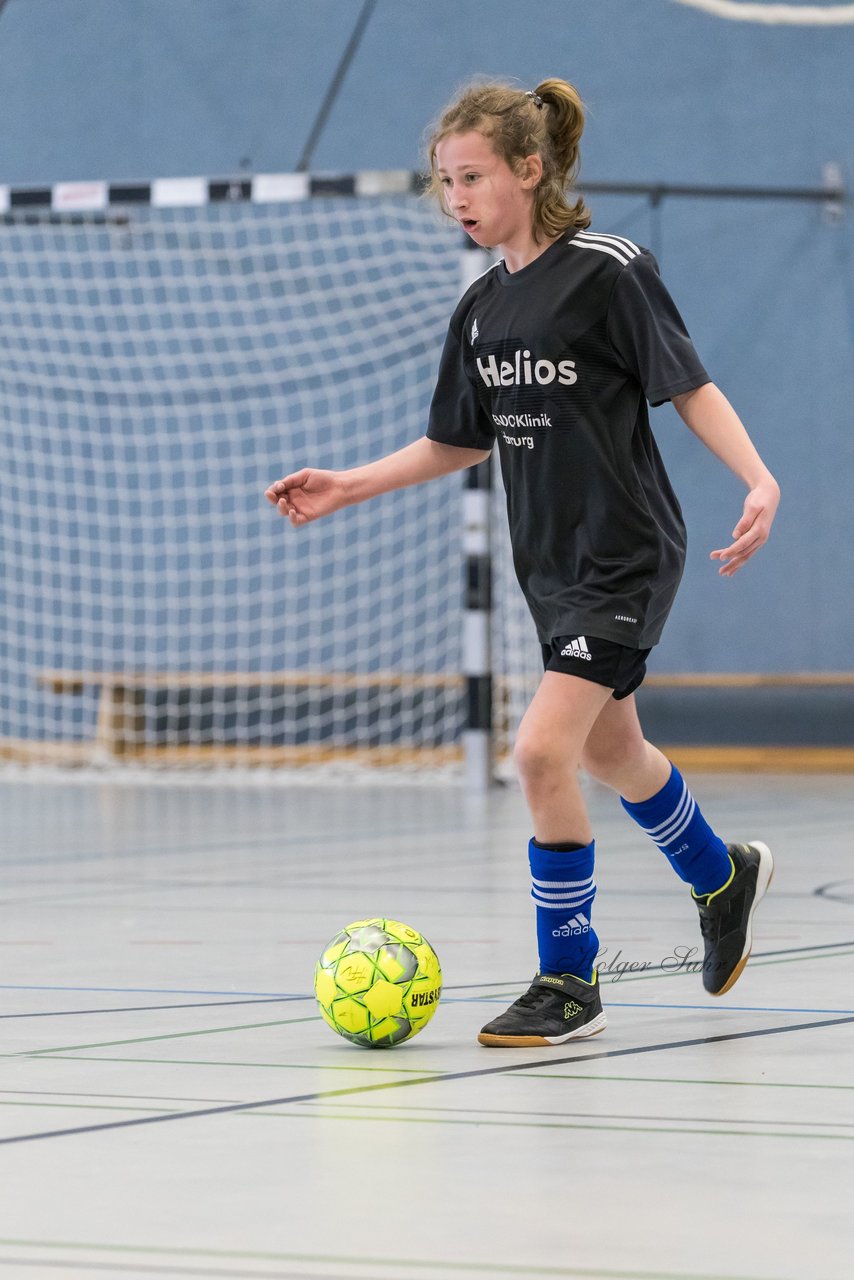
[477,971,607,1047]
[694,841,774,996]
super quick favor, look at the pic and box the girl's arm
[672,383,780,578]
[265,436,491,527]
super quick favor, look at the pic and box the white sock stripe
[648,791,695,846]
[653,798,697,849]
[532,895,596,911]
[532,880,597,898]
[639,779,688,836]
[531,874,595,891]
[639,781,691,838]
[532,887,597,906]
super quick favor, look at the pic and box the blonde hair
[425,77,591,241]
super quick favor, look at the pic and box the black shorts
[541,634,651,701]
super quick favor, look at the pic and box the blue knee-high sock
[620,764,731,896]
[528,838,598,981]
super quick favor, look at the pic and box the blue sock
[528,838,598,981]
[620,764,731,896]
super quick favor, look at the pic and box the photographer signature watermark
[595,945,706,981]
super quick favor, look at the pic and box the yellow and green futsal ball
[314,918,442,1048]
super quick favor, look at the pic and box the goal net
[0,192,541,773]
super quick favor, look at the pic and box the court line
[5,1096,850,1142]
[244,1110,854,1142]
[513,1071,854,1092]
[286,1100,854,1128]
[0,822,475,870]
[1,935,852,1003]
[0,1257,353,1278]
[0,1237,795,1280]
[8,1016,318,1058]
[16,990,853,1060]
[0,931,850,1008]
[0,984,309,997]
[0,997,298,1021]
[1,1012,852,1147]
[23,1054,440,1074]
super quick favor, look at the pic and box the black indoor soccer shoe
[694,841,774,996]
[477,971,607,1047]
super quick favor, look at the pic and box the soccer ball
[314,918,442,1048]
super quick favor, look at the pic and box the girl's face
[434,130,542,254]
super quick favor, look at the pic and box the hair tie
[525,90,544,109]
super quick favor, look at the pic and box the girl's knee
[581,733,647,785]
[514,730,576,786]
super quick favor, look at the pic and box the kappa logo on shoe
[552,913,590,937]
[560,636,592,661]
[564,1000,583,1019]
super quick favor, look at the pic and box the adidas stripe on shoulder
[570,231,642,268]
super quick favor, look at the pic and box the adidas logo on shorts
[560,636,592,661]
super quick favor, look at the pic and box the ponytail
[532,78,591,237]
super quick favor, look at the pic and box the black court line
[1,1013,853,1147]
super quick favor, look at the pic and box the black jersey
[426,229,710,649]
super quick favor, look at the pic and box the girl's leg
[514,670,613,979]
[513,669,613,843]
[580,691,671,802]
[581,693,773,999]
[478,671,613,1047]
[580,693,731,895]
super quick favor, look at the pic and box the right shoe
[693,840,774,996]
[477,971,607,1047]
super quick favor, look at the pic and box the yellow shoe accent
[692,855,734,903]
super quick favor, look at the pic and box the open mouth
[461,219,479,232]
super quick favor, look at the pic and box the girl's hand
[264,468,349,527]
[710,477,780,578]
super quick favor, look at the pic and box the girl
[266,78,779,1048]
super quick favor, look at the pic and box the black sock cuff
[531,838,587,853]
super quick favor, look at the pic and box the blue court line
[3,977,850,1018]
[449,998,854,1015]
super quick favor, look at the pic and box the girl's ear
[519,154,544,189]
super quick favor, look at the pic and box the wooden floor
[1,770,852,1280]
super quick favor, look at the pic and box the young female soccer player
[266,78,780,1047]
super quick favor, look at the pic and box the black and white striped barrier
[459,240,496,791]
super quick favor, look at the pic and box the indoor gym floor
[0,770,852,1280]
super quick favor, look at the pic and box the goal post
[0,173,541,778]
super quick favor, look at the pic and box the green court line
[240,1108,854,1141]
[5,1013,852,1148]
[12,1053,435,1074]
[3,1095,849,1140]
[0,1088,238,1104]
[9,1015,319,1058]
[296,1099,854,1129]
[0,1239,792,1280]
[0,1100,179,1116]
[517,1071,854,1091]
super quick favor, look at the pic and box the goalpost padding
[0,183,542,770]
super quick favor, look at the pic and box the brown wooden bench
[30,669,465,766]
[8,668,853,771]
